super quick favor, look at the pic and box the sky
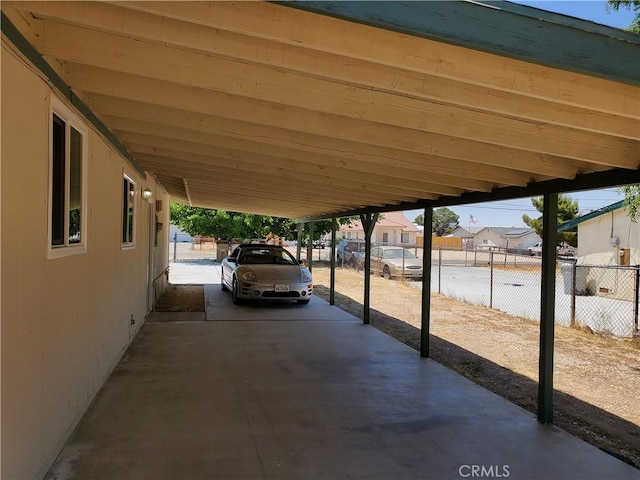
[405,1,637,228]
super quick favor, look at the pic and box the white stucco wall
[1,46,170,479]
[577,208,640,265]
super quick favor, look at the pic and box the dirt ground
[158,266,639,468]
[155,284,204,312]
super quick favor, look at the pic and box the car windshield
[383,248,416,260]
[239,248,299,266]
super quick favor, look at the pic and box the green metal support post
[360,212,378,325]
[296,223,303,262]
[538,193,558,424]
[330,217,337,305]
[421,208,433,358]
[307,221,314,272]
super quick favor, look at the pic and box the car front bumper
[238,281,313,301]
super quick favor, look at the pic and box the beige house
[472,227,541,252]
[559,201,639,265]
[340,212,420,245]
[2,41,170,478]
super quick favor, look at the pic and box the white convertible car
[221,244,313,305]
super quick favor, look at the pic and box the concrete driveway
[45,261,638,479]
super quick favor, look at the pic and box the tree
[169,202,350,242]
[620,184,640,222]
[414,213,424,226]
[432,207,459,237]
[522,194,579,246]
[607,0,640,33]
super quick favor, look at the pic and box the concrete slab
[205,284,356,322]
[46,313,637,480]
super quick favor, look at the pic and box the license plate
[275,284,290,292]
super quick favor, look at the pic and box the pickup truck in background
[527,242,543,256]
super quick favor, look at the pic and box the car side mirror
[227,257,236,263]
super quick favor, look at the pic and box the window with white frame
[49,97,87,257]
[382,232,389,244]
[122,175,136,247]
[401,232,410,244]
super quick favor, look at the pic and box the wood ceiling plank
[107,116,492,193]
[43,23,639,166]
[32,15,637,139]
[131,148,431,203]
[89,95,545,187]
[66,64,598,177]
[109,0,639,117]
[128,141,463,199]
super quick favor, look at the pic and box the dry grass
[312,265,640,468]
[155,284,205,312]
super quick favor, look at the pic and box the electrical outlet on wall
[130,314,135,325]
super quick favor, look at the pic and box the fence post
[438,246,442,294]
[634,265,639,336]
[474,247,477,267]
[489,250,494,309]
[173,231,177,263]
[571,262,577,328]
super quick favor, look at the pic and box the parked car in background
[221,244,313,305]
[527,242,575,257]
[336,239,375,267]
[371,246,423,280]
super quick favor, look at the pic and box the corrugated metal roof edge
[557,200,626,232]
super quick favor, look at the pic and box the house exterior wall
[1,47,170,479]
[577,209,640,265]
[504,231,541,251]
[473,229,540,251]
[473,229,504,249]
[373,227,417,245]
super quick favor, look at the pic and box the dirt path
[311,266,640,468]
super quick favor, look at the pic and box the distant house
[339,211,420,245]
[558,200,639,265]
[169,224,194,243]
[472,227,540,252]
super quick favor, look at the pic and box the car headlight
[301,269,312,283]
[242,271,257,282]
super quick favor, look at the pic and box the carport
[1,1,639,478]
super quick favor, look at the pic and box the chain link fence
[432,247,639,338]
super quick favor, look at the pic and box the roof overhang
[2,1,638,220]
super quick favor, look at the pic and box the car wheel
[297,299,310,305]
[231,276,242,305]
[383,265,391,280]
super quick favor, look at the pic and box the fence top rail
[576,264,640,271]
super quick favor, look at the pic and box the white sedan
[221,244,313,305]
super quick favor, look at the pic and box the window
[49,97,87,257]
[382,233,389,244]
[401,232,410,244]
[122,175,136,247]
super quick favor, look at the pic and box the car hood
[386,258,423,268]
[240,265,310,282]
